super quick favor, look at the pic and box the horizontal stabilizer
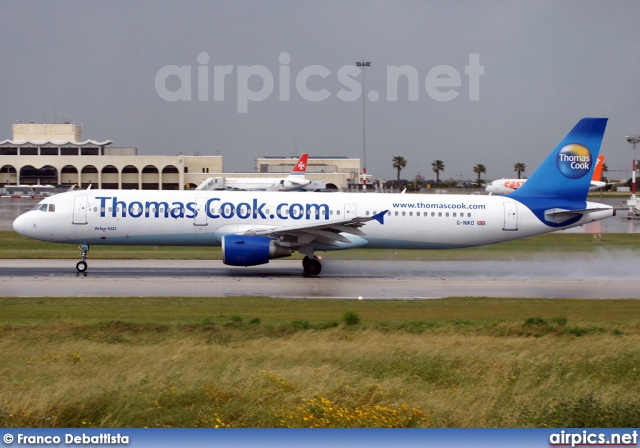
[544,207,611,223]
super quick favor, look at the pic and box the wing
[241,210,388,249]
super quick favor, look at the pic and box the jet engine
[221,235,292,267]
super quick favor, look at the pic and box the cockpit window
[32,203,55,212]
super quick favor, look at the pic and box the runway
[1,257,639,299]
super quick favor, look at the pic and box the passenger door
[72,195,88,225]
[502,202,518,231]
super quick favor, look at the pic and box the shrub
[342,311,361,326]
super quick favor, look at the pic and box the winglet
[372,210,388,225]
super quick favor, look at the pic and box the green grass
[3,231,640,260]
[1,297,640,428]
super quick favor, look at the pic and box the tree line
[391,156,527,190]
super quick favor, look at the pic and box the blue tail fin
[509,118,607,202]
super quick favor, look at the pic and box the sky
[1,1,639,183]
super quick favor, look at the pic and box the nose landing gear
[76,244,89,272]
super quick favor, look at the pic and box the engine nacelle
[221,235,292,267]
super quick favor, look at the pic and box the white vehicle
[13,118,614,276]
[486,155,606,194]
[197,153,322,192]
[1,184,66,198]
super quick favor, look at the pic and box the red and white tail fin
[592,155,604,182]
[291,153,308,175]
[269,154,312,191]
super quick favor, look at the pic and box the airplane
[485,155,606,194]
[13,118,615,276]
[196,153,320,192]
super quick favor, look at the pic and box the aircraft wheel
[76,261,88,273]
[303,257,321,276]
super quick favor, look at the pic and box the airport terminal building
[0,123,358,190]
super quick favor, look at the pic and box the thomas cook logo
[556,144,592,179]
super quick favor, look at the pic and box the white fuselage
[223,177,283,190]
[13,189,613,250]
[486,179,606,195]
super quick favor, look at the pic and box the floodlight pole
[356,61,370,191]
[627,135,640,197]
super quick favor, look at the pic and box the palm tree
[473,163,486,187]
[514,162,526,179]
[392,156,407,189]
[432,160,445,187]
[600,162,609,184]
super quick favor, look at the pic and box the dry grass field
[1,297,639,428]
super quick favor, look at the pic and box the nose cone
[13,213,30,236]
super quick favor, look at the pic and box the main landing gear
[302,256,321,276]
[76,244,89,272]
[299,244,322,276]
